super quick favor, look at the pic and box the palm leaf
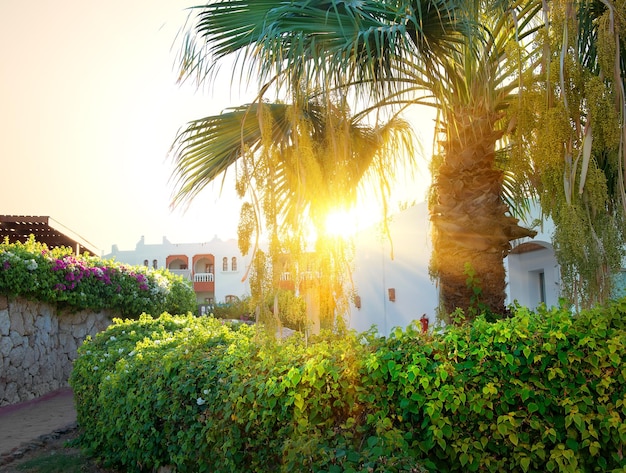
[180,0,468,102]
[170,103,286,208]
[170,100,414,234]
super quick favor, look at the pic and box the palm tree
[425,0,543,317]
[172,0,542,320]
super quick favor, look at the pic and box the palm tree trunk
[431,108,536,320]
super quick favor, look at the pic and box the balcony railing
[301,271,320,280]
[169,269,191,280]
[194,272,214,283]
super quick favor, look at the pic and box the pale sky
[0,1,431,256]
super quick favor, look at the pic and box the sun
[324,210,356,238]
[324,205,381,239]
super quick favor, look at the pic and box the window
[152,259,158,269]
[205,263,214,274]
[143,259,149,267]
[231,257,237,271]
[538,271,546,304]
[222,257,228,271]
[225,295,238,303]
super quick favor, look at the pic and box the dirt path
[0,388,77,460]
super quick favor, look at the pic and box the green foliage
[464,263,493,321]
[15,452,87,473]
[211,296,253,321]
[513,0,626,310]
[0,236,196,317]
[71,302,626,472]
[266,289,307,331]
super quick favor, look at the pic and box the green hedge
[0,237,197,317]
[70,302,626,472]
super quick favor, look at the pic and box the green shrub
[70,301,626,472]
[0,236,196,317]
[267,289,307,331]
[211,296,253,320]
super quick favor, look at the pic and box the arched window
[222,257,228,271]
[152,259,158,269]
[143,259,149,267]
[231,257,237,271]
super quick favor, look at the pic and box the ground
[0,428,114,473]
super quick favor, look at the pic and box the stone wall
[0,295,114,406]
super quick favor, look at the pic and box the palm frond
[180,0,468,102]
[169,102,291,208]
[170,99,415,233]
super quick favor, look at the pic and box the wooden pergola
[0,215,98,256]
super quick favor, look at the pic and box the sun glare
[324,207,373,239]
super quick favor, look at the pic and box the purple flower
[52,259,67,271]
[2,261,9,270]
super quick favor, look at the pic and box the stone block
[34,314,52,333]
[4,382,18,405]
[9,331,23,348]
[22,345,35,371]
[0,310,10,336]
[73,323,88,339]
[0,336,13,357]
[9,344,25,366]
[36,330,50,347]
[11,311,25,335]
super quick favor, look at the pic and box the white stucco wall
[349,201,561,336]
[348,204,439,336]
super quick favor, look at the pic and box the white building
[104,204,566,334]
[104,235,251,313]
[347,202,560,336]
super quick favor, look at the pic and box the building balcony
[302,271,320,280]
[193,272,215,292]
[194,272,214,282]
[278,280,295,291]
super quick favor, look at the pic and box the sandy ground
[0,388,77,456]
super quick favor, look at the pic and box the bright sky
[0,1,432,256]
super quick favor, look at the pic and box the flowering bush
[70,302,626,472]
[0,236,196,317]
